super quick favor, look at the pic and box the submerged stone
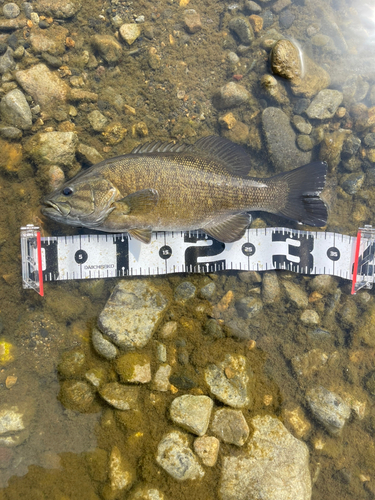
[0,89,32,130]
[306,386,351,434]
[170,395,213,436]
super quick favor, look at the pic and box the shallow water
[0,0,375,499]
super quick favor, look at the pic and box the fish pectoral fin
[115,189,159,215]
[203,213,251,243]
[128,228,152,244]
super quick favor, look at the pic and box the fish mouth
[41,200,71,217]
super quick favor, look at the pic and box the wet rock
[300,309,319,325]
[244,1,262,13]
[115,353,151,384]
[16,63,70,114]
[156,431,204,480]
[291,349,328,378]
[119,23,141,45]
[170,395,213,436]
[271,39,330,98]
[306,90,343,120]
[214,82,250,109]
[59,380,96,412]
[35,0,81,18]
[261,75,289,104]
[306,386,351,434]
[193,435,220,466]
[85,367,107,389]
[159,321,178,339]
[98,280,168,350]
[68,89,98,103]
[76,143,104,166]
[0,126,22,140]
[293,115,312,135]
[91,34,122,64]
[174,281,196,301]
[29,24,68,56]
[99,382,139,410]
[261,9,273,29]
[340,172,365,195]
[297,134,314,151]
[92,326,119,360]
[3,3,20,18]
[0,88,32,130]
[272,0,291,12]
[205,353,252,408]
[342,156,361,172]
[25,131,78,167]
[262,271,280,304]
[211,408,249,446]
[309,275,336,294]
[0,140,22,173]
[153,364,171,391]
[228,17,254,45]
[205,319,224,338]
[249,14,263,33]
[184,9,202,34]
[319,129,350,171]
[262,107,311,171]
[88,109,108,132]
[279,8,294,28]
[58,349,86,378]
[128,485,165,500]
[365,371,375,396]
[102,445,135,498]
[235,296,262,319]
[364,133,375,148]
[282,407,311,439]
[0,403,34,446]
[219,415,311,500]
[282,281,308,308]
[199,281,216,299]
[0,47,15,74]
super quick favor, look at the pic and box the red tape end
[36,231,44,297]
[351,230,361,295]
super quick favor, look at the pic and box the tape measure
[20,224,375,297]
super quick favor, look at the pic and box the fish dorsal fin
[130,136,251,177]
[114,188,159,215]
[203,213,251,243]
[130,140,193,155]
[192,136,251,176]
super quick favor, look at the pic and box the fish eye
[62,187,73,196]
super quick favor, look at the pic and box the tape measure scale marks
[20,224,375,296]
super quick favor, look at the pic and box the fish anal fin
[128,228,152,244]
[203,213,251,243]
[115,189,158,215]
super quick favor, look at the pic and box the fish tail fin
[272,161,328,227]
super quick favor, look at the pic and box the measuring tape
[20,224,375,296]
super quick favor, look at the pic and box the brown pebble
[263,394,273,406]
[5,376,17,389]
[247,339,256,350]
[224,367,235,379]
[249,15,263,32]
[308,291,323,303]
[66,37,75,48]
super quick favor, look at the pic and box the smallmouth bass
[42,136,328,243]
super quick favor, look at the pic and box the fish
[41,136,328,244]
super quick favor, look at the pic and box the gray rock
[279,9,295,29]
[262,272,280,304]
[244,1,262,13]
[98,280,168,350]
[305,89,343,120]
[205,353,252,408]
[204,319,224,338]
[199,281,216,299]
[211,408,249,446]
[300,309,319,325]
[99,382,139,410]
[219,415,311,500]
[156,431,204,480]
[183,9,202,34]
[153,364,171,391]
[92,326,119,360]
[261,9,273,28]
[87,109,108,132]
[174,281,196,301]
[228,17,254,45]
[309,274,336,294]
[91,34,122,64]
[282,281,308,308]
[35,0,81,18]
[0,47,15,74]
[3,3,20,18]
[235,296,262,319]
[25,131,78,167]
[0,89,32,130]
[342,156,362,172]
[297,134,314,151]
[58,349,86,377]
[340,172,365,195]
[227,51,239,65]
[0,126,22,139]
[215,82,250,109]
[170,395,213,436]
[342,135,361,158]
[16,63,70,114]
[105,445,135,497]
[306,386,351,434]
[293,115,312,135]
[262,107,311,171]
[193,435,220,466]
[364,133,375,148]
[76,143,104,166]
